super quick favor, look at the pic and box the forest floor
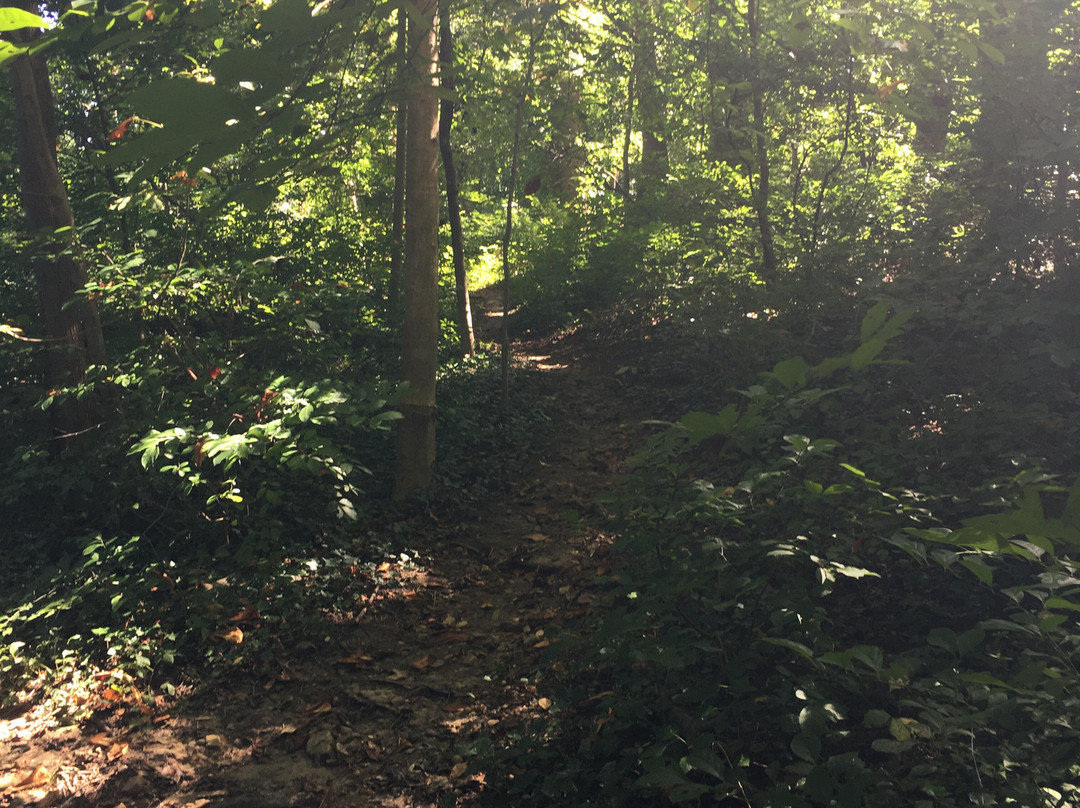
[0,293,653,807]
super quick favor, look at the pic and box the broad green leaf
[767,356,810,389]
[1044,596,1080,613]
[679,405,740,446]
[762,637,816,661]
[860,301,889,342]
[960,556,994,586]
[0,7,44,31]
[0,40,27,69]
[976,40,1006,64]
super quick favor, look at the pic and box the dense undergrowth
[481,287,1080,807]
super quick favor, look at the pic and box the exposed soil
[0,294,650,807]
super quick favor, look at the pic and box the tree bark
[747,0,778,280]
[438,0,475,358]
[500,8,543,410]
[7,0,106,449]
[632,2,667,212]
[387,6,408,313]
[393,0,440,500]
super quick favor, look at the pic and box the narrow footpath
[0,297,651,808]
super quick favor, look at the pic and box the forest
[1,0,1079,804]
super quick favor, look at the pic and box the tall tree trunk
[387,7,408,312]
[500,7,543,410]
[394,0,440,500]
[7,0,106,449]
[438,0,475,358]
[632,2,667,213]
[748,0,778,280]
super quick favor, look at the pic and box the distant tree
[438,0,475,358]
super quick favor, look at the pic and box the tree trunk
[438,0,475,358]
[7,0,106,449]
[500,8,543,410]
[632,3,667,211]
[387,7,408,312]
[393,0,440,500]
[748,0,778,280]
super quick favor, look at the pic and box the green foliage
[491,304,1080,807]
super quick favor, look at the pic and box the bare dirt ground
[0,295,649,807]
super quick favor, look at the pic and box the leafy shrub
[488,304,1080,807]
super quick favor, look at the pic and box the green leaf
[762,637,816,661]
[959,556,994,586]
[976,40,1006,64]
[767,356,810,390]
[871,738,913,754]
[860,302,889,343]
[0,7,44,31]
[791,732,820,762]
[679,405,740,446]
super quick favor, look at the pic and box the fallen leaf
[89,732,110,746]
[450,762,468,779]
[107,742,129,761]
[6,766,50,790]
[411,656,431,671]
[307,699,333,715]
[337,650,374,667]
[229,606,260,623]
[538,697,552,710]
[221,627,244,644]
[102,687,123,702]
[435,631,470,645]
[525,533,549,542]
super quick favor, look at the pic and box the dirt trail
[0,301,648,807]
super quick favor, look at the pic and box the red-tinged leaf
[229,606,260,623]
[209,366,222,380]
[108,117,134,141]
[102,687,123,701]
[144,5,155,20]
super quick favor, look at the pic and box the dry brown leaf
[89,732,110,746]
[525,533,549,542]
[434,631,470,645]
[107,742,129,761]
[337,651,374,667]
[102,687,123,702]
[307,699,333,715]
[221,627,244,644]
[410,656,431,671]
[7,766,50,790]
[229,606,261,623]
[538,697,552,710]
[449,762,468,779]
